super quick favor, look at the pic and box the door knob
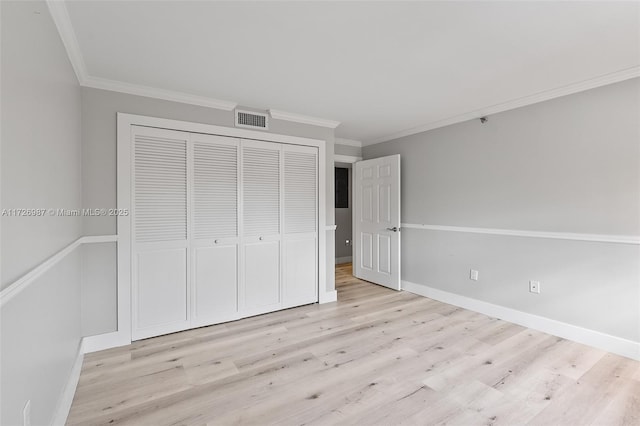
[259,236,263,241]
[214,239,219,244]
[386,227,399,232]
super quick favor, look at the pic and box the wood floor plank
[67,263,640,425]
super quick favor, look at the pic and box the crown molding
[83,76,237,111]
[46,1,339,123]
[46,0,88,84]
[269,109,341,129]
[48,0,638,139]
[335,137,363,148]
[47,0,237,111]
[365,66,640,146]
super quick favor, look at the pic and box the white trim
[0,238,82,307]
[334,154,362,163]
[118,113,323,146]
[325,224,337,231]
[335,138,363,148]
[402,280,640,361]
[366,67,640,145]
[83,331,130,354]
[335,256,352,265]
[84,76,237,111]
[319,289,337,303]
[269,109,340,129]
[317,141,329,306]
[45,1,238,111]
[50,339,85,426]
[46,1,87,84]
[0,235,119,307]
[47,0,639,143]
[401,223,640,245]
[82,234,118,244]
[45,0,343,123]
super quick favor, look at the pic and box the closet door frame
[110,113,328,350]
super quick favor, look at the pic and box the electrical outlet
[23,400,31,426]
[469,269,479,281]
[529,280,541,294]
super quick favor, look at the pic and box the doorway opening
[335,163,353,265]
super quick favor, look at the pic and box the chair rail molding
[0,235,118,307]
[401,223,640,245]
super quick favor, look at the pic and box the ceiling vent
[235,109,269,130]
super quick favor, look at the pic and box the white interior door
[132,126,191,340]
[353,154,401,290]
[190,134,240,327]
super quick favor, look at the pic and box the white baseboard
[319,290,338,304]
[402,280,640,361]
[335,256,352,265]
[83,331,131,354]
[50,339,85,426]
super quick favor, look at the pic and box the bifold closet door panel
[136,248,188,329]
[193,245,237,324]
[283,237,316,307]
[283,145,318,307]
[132,126,190,340]
[241,139,282,314]
[244,241,280,311]
[191,134,240,325]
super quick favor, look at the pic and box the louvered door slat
[284,150,318,234]
[134,135,187,243]
[193,138,238,239]
[242,145,280,236]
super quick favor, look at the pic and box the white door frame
[95,113,328,350]
[333,156,359,266]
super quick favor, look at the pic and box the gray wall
[1,1,82,288]
[81,87,336,335]
[334,143,362,158]
[363,78,640,343]
[1,252,82,426]
[81,242,117,336]
[335,163,353,261]
[1,1,84,425]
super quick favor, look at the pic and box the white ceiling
[63,1,639,145]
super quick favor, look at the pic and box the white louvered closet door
[191,134,240,327]
[241,139,282,315]
[282,145,319,307]
[132,126,190,340]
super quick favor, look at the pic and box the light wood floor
[67,264,639,426]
